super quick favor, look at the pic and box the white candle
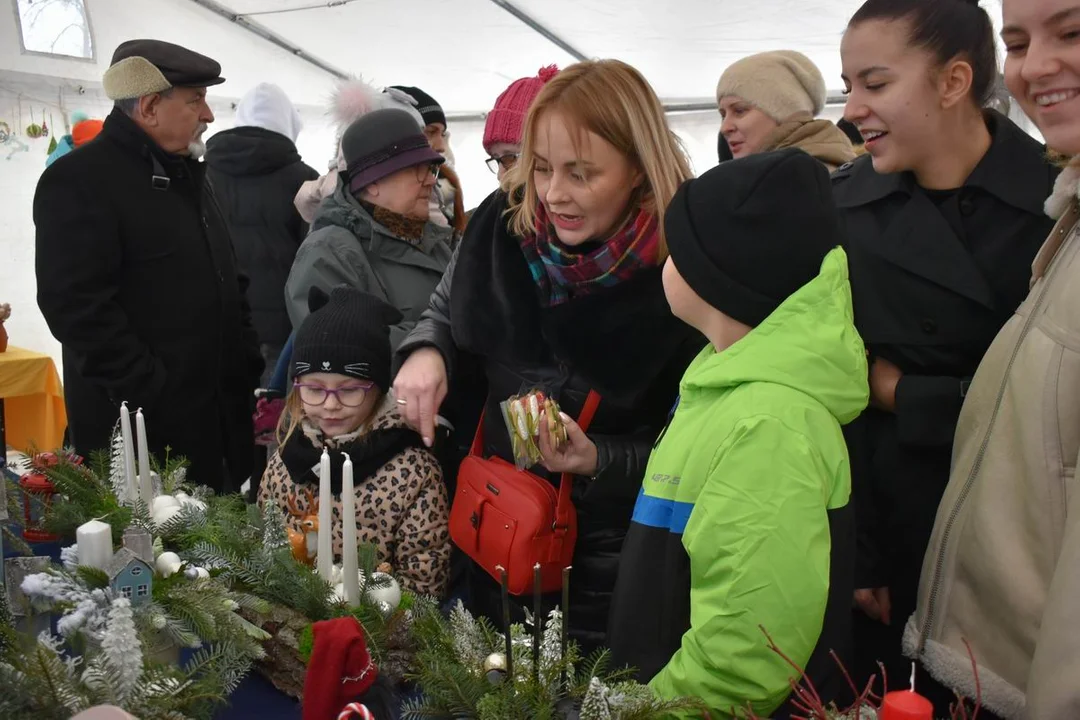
[316,447,333,582]
[136,408,153,506]
[76,519,113,571]
[120,402,137,504]
[340,453,359,606]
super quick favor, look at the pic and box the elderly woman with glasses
[482,65,559,184]
[285,107,456,348]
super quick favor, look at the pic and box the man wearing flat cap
[33,39,263,492]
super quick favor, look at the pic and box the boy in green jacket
[609,149,869,717]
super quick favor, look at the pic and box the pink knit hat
[483,65,559,153]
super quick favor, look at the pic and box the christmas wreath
[2,427,706,719]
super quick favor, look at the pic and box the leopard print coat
[258,397,450,597]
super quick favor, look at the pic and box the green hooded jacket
[609,246,869,717]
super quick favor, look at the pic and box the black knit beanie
[388,85,446,128]
[292,286,403,391]
[665,148,840,327]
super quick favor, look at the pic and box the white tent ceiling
[193,0,868,112]
[2,0,1014,114]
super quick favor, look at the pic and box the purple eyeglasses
[293,381,375,407]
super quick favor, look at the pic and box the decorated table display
[1,404,706,719]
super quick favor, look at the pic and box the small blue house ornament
[107,547,153,606]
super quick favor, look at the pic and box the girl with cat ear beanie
[716,50,827,121]
[483,65,559,153]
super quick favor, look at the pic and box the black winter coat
[396,191,704,651]
[833,111,1058,682]
[205,127,319,348]
[34,109,263,492]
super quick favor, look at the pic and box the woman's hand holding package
[538,410,598,477]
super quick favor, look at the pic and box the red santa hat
[302,617,378,720]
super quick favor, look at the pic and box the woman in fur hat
[716,50,856,170]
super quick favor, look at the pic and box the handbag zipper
[918,220,1074,652]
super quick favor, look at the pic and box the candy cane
[337,702,375,720]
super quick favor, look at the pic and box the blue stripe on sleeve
[631,488,694,535]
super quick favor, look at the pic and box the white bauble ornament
[151,614,168,630]
[151,495,180,515]
[183,566,199,580]
[194,567,209,579]
[152,504,183,526]
[364,572,402,611]
[155,551,182,577]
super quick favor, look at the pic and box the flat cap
[103,39,224,101]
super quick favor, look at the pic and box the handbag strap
[553,389,601,531]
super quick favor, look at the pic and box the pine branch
[400,698,459,720]
[27,636,90,715]
[75,565,110,589]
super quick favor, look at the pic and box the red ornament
[880,690,934,720]
[18,452,66,542]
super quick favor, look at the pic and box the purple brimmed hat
[341,107,444,193]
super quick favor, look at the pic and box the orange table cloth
[0,346,67,453]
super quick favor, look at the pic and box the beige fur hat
[716,50,827,121]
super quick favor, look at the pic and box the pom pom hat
[483,65,559,153]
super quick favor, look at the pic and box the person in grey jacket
[284,108,454,349]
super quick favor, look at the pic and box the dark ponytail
[849,0,997,106]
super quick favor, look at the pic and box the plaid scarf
[520,203,660,307]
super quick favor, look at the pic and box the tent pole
[185,0,350,81]
[487,0,589,62]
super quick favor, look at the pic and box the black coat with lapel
[34,108,263,492]
[832,111,1058,681]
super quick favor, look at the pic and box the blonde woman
[393,59,703,650]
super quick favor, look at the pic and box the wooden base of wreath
[241,604,311,700]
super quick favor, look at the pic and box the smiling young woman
[392,59,703,653]
[832,0,1061,706]
[904,2,1080,718]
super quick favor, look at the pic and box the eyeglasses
[486,153,520,174]
[294,381,375,407]
[415,162,441,184]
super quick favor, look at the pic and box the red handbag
[449,390,601,595]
